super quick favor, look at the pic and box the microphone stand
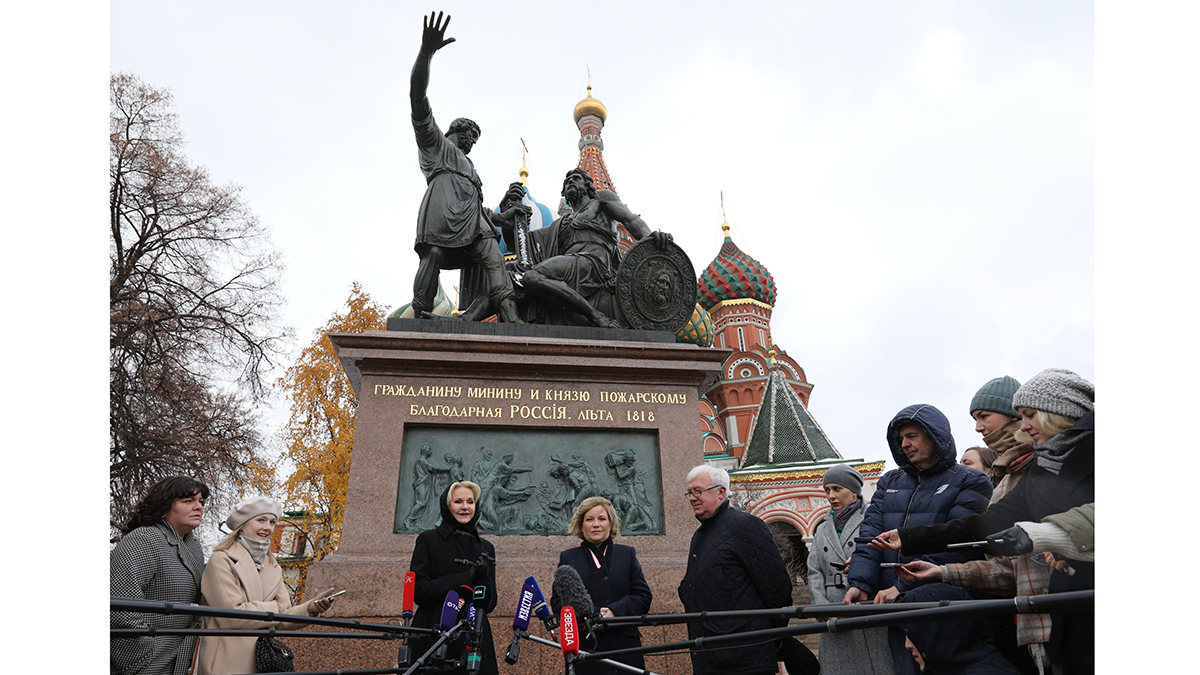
[578,590,1093,664]
[110,628,397,640]
[519,632,659,675]
[597,595,1080,628]
[403,618,470,675]
[111,597,435,637]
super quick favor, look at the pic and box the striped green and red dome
[698,224,777,309]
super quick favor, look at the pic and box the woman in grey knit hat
[876,368,1095,675]
[806,464,892,675]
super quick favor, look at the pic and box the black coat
[551,541,653,675]
[677,499,793,675]
[408,487,499,675]
[899,584,1021,675]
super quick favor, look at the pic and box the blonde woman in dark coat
[806,465,892,675]
[196,497,338,674]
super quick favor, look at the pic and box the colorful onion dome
[573,85,608,124]
[697,222,777,309]
[675,303,715,347]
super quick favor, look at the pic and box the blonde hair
[212,519,276,562]
[1014,410,1079,444]
[446,481,481,507]
[568,496,621,540]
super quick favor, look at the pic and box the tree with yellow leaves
[277,282,387,572]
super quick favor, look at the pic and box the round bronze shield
[616,238,697,332]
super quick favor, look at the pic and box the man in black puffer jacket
[677,464,794,675]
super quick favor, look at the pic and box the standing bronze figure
[408,12,525,322]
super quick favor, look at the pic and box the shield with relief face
[616,238,697,333]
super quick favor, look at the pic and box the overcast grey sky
[106,1,1096,470]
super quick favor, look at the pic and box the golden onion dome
[573,85,608,124]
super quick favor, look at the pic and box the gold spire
[519,137,530,186]
[721,192,732,239]
[573,84,608,124]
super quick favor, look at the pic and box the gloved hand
[470,551,495,584]
[984,526,1034,556]
[307,587,338,616]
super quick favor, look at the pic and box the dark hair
[446,117,480,139]
[122,476,210,534]
[562,168,597,199]
[964,446,999,469]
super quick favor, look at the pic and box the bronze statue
[407,12,525,322]
[507,169,673,328]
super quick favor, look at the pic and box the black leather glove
[470,551,495,584]
[984,526,1034,556]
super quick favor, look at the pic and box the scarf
[832,498,863,534]
[239,534,271,570]
[992,442,1036,479]
[1035,418,1093,475]
[983,422,1021,454]
[583,539,612,571]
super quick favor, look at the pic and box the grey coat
[806,504,893,675]
[111,521,206,675]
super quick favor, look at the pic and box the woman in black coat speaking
[551,496,653,675]
[409,481,498,675]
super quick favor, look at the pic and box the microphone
[560,606,580,674]
[552,565,596,643]
[437,589,463,631]
[505,583,536,665]
[432,589,463,666]
[465,603,482,673]
[527,576,558,634]
[397,571,417,668]
[401,571,415,622]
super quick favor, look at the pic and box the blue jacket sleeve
[846,475,890,595]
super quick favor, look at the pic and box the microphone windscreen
[559,606,580,656]
[437,589,461,630]
[402,571,415,617]
[513,584,535,631]
[553,564,595,616]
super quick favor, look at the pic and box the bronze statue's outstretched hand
[648,230,674,249]
[420,11,455,55]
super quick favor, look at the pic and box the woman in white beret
[195,497,339,674]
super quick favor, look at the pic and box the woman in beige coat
[196,497,338,674]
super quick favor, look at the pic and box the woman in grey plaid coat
[111,476,210,675]
[806,464,893,675]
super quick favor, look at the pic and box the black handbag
[254,635,295,672]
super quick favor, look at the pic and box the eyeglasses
[683,485,722,499]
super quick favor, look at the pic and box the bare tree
[110,72,288,538]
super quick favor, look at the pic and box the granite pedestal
[299,325,729,675]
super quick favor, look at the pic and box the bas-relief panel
[394,426,664,536]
